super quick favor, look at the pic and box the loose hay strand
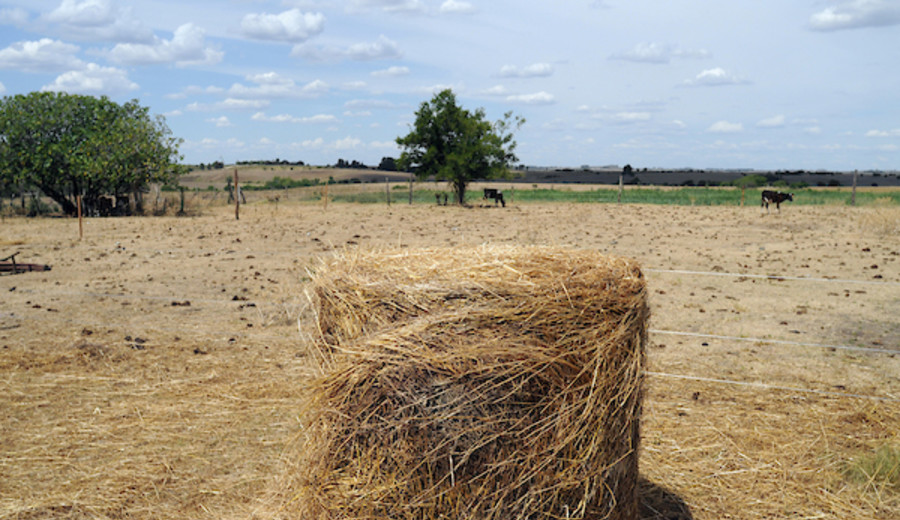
[276,245,649,520]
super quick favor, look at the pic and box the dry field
[1,198,899,519]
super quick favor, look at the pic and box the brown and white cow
[761,190,793,213]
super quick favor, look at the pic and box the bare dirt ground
[1,197,898,519]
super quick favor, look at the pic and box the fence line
[645,371,900,402]
[645,267,899,286]
[5,242,897,287]
[4,306,898,402]
[649,329,897,355]
[5,261,899,402]
[5,288,897,357]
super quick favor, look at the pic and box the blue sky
[1,0,899,171]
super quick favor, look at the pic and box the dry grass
[858,203,900,238]
[269,246,647,519]
[0,201,898,520]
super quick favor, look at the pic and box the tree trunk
[38,184,77,216]
[455,180,467,205]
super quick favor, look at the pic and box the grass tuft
[844,444,900,492]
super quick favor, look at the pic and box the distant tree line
[193,161,226,170]
[332,157,399,171]
[236,159,306,166]
[189,157,400,172]
[539,167,897,188]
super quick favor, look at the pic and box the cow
[483,188,505,207]
[761,190,793,213]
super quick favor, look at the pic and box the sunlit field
[2,196,898,519]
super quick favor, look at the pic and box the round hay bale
[285,245,648,520]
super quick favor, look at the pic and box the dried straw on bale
[287,245,648,520]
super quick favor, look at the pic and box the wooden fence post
[234,169,240,220]
[851,170,858,206]
[408,176,413,205]
[386,177,391,206]
[77,195,83,240]
[618,172,623,204]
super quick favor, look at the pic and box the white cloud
[43,0,153,43]
[506,91,556,105]
[301,137,325,148]
[0,81,5,95]
[345,98,399,110]
[347,35,401,60]
[708,120,743,133]
[370,140,398,150]
[499,62,553,78]
[167,85,225,99]
[186,98,271,111]
[228,73,328,99]
[108,24,223,67]
[45,0,116,27]
[41,62,137,95]
[610,42,710,64]
[482,85,509,96]
[683,67,750,86]
[372,66,409,77]
[334,136,363,150]
[804,126,822,135]
[440,1,476,14]
[241,9,325,43]
[0,7,29,26]
[221,98,270,110]
[350,0,425,14]
[343,81,368,90]
[304,114,338,124]
[0,39,83,72]
[809,0,900,31]
[757,115,786,128]
[866,129,900,137]
[252,112,294,123]
[611,112,651,123]
[252,112,337,124]
[416,83,460,95]
[293,35,401,61]
[208,116,233,127]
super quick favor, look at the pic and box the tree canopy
[396,89,523,204]
[0,91,183,216]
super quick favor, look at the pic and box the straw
[278,245,649,520]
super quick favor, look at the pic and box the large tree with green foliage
[396,89,524,205]
[0,91,183,216]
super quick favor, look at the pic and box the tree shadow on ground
[639,477,694,520]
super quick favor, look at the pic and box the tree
[377,156,397,172]
[732,174,767,188]
[0,92,183,216]
[396,89,524,205]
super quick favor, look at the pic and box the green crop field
[324,185,900,207]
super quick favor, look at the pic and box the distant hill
[511,168,900,187]
[179,164,900,189]
[178,165,412,189]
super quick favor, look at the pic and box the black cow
[761,190,793,212]
[483,188,505,207]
